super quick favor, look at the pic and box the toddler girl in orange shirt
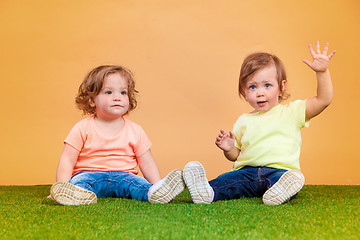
[50,65,184,205]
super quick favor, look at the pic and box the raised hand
[302,41,336,72]
[215,129,235,152]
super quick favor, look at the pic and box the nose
[113,93,122,101]
[256,88,264,97]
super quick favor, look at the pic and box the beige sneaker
[183,161,213,204]
[50,182,97,205]
[263,170,305,205]
[148,169,185,203]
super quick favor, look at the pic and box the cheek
[272,91,281,101]
[123,96,130,106]
[244,91,254,101]
[275,89,282,97]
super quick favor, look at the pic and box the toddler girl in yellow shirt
[183,41,336,205]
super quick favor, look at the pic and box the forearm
[55,144,79,182]
[306,69,333,120]
[140,160,161,183]
[315,69,333,106]
[56,162,74,182]
[138,150,161,183]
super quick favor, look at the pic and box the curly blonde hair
[238,52,290,102]
[75,65,138,115]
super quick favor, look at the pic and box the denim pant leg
[69,171,109,197]
[69,171,152,202]
[209,167,263,201]
[108,171,152,202]
[262,167,287,190]
[209,167,299,202]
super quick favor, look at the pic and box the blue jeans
[69,171,152,202]
[209,166,289,201]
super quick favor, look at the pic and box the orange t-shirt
[64,115,152,176]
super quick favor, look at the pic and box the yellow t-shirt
[233,100,309,171]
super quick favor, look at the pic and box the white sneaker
[263,170,305,205]
[183,161,213,204]
[148,169,185,203]
[50,182,97,205]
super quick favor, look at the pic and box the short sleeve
[233,116,245,150]
[288,100,310,128]
[133,125,152,157]
[233,130,242,150]
[64,120,87,152]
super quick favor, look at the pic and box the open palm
[303,41,336,72]
[215,130,235,152]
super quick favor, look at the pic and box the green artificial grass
[0,185,359,239]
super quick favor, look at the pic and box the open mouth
[257,101,267,106]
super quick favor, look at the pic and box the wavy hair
[75,65,138,115]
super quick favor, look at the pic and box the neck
[94,115,125,133]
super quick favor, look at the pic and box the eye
[105,91,112,95]
[249,85,256,90]
[121,91,128,95]
[265,84,271,88]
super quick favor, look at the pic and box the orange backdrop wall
[1,0,359,185]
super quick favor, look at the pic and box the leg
[262,169,305,205]
[69,171,113,197]
[209,166,263,201]
[108,171,152,201]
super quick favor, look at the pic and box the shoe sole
[183,161,212,204]
[263,170,305,205]
[149,169,185,203]
[50,182,97,205]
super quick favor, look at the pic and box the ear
[279,80,286,96]
[89,98,96,108]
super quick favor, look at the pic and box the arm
[303,41,336,121]
[137,149,162,184]
[56,144,80,182]
[215,129,240,162]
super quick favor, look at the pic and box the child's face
[244,64,284,113]
[91,72,129,120]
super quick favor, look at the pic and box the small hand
[215,129,235,152]
[303,41,336,72]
